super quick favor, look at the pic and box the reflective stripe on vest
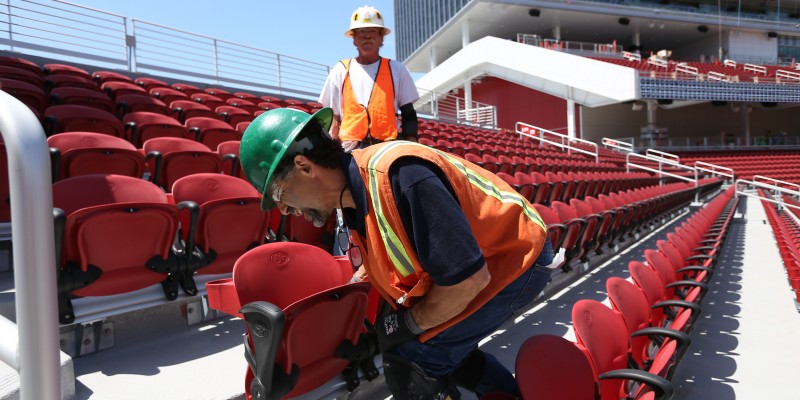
[364,141,546,278]
[339,58,398,142]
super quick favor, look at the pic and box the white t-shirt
[318,58,419,118]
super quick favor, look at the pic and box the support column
[741,104,751,145]
[567,100,576,140]
[646,101,658,147]
[553,25,561,41]
[429,46,438,71]
[462,20,472,121]
[633,32,641,53]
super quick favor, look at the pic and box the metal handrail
[694,161,734,181]
[735,179,800,211]
[415,88,497,128]
[752,175,800,196]
[644,148,680,164]
[515,122,599,163]
[601,137,633,153]
[0,91,59,400]
[626,152,699,199]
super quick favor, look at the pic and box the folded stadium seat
[256,101,283,111]
[226,98,260,114]
[0,78,47,113]
[235,121,251,135]
[171,173,269,275]
[496,155,515,175]
[0,56,41,75]
[286,104,311,113]
[480,154,500,173]
[532,204,567,261]
[567,198,602,256]
[115,93,169,117]
[550,201,588,267]
[0,65,44,89]
[184,116,241,150]
[135,77,169,91]
[556,171,577,202]
[259,96,288,107]
[216,140,246,179]
[510,156,529,175]
[92,70,134,85]
[190,92,226,110]
[466,142,482,156]
[544,171,566,204]
[433,139,452,153]
[169,100,215,123]
[49,87,115,113]
[643,249,707,304]
[599,193,632,240]
[47,132,145,181]
[464,153,485,169]
[584,195,618,249]
[142,137,222,190]
[44,74,100,93]
[43,63,90,79]
[418,137,436,148]
[100,81,147,100]
[571,299,677,400]
[606,277,691,379]
[666,232,717,271]
[171,82,202,95]
[536,157,556,174]
[521,171,551,205]
[234,91,259,101]
[52,174,184,324]
[481,334,672,400]
[628,260,701,334]
[449,140,467,157]
[569,171,588,199]
[223,242,371,399]
[204,87,234,100]
[283,98,305,107]
[150,86,189,105]
[215,105,253,127]
[123,111,190,147]
[43,104,124,137]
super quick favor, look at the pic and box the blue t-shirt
[341,155,485,286]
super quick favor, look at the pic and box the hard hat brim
[345,25,391,38]
[259,107,333,211]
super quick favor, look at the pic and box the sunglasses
[337,227,363,270]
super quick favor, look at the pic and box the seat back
[0,77,47,112]
[143,137,222,190]
[50,87,115,113]
[515,334,598,400]
[52,175,179,322]
[47,132,145,180]
[43,104,125,137]
[184,116,240,150]
[123,111,188,146]
[234,243,369,399]
[172,173,269,275]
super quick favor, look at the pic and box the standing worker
[319,5,420,152]
[239,107,555,399]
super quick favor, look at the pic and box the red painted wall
[468,77,580,137]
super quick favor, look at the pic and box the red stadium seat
[191,93,226,110]
[49,87,115,113]
[142,137,222,190]
[215,105,253,127]
[184,117,240,150]
[43,104,125,137]
[43,63,90,79]
[44,74,99,92]
[233,243,370,400]
[123,111,189,147]
[217,140,245,179]
[47,132,145,181]
[149,87,189,105]
[101,80,147,100]
[52,174,181,324]
[171,173,269,275]
[115,93,169,117]
[171,82,202,95]
[226,97,260,114]
[92,70,134,85]
[0,56,41,76]
[0,78,47,113]
[135,77,170,91]
[0,65,44,88]
[169,100,215,123]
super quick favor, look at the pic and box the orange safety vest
[339,57,398,142]
[350,142,548,341]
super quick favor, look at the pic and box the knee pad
[382,352,460,400]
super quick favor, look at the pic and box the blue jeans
[392,237,554,396]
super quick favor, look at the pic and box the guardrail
[626,152,700,201]
[0,91,60,400]
[776,69,800,82]
[415,89,497,128]
[744,63,767,75]
[645,148,680,164]
[515,122,599,163]
[752,175,800,196]
[735,179,800,211]
[694,161,734,182]
[602,137,634,153]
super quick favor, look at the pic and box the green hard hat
[239,107,333,210]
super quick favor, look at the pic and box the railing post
[0,92,60,400]
[212,38,219,85]
[6,1,13,51]
[276,54,282,94]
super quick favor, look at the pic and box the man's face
[352,27,384,55]
[269,158,332,228]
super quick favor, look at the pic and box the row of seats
[759,190,800,304]
[484,186,738,400]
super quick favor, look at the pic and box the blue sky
[71,0,399,68]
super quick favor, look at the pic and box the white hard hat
[345,5,391,37]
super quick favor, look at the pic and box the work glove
[342,140,360,153]
[376,308,424,352]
